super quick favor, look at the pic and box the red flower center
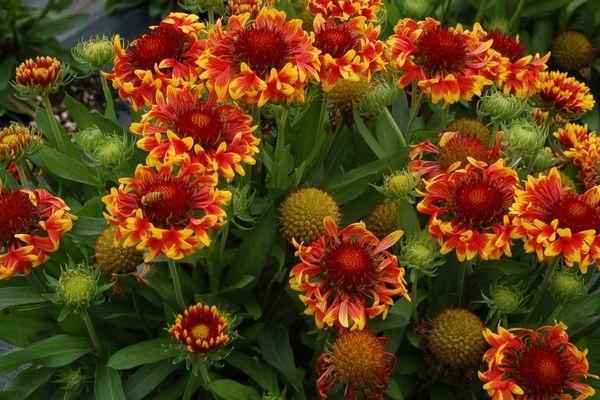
[128,25,188,71]
[233,26,291,76]
[139,180,192,228]
[175,106,224,147]
[415,27,467,73]
[551,193,600,232]
[314,24,358,58]
[0,189,38,247]
[484,30,525,63]
[324,242,376,289]
[517,345,568,396]
[452,181,507,227]
[438,134,491,170]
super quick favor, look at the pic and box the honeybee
[141,191,163,206]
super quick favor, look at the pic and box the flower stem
[207,8,215,24]
[411,274,419,324]
[183,363,199,400]
[316,94,328,137]
[457,261,467,307]
[383,107,407,148]
[16,161,30,189]
[406,92,424,143]
[81,309,104,358]
[199,363,211,384]
[168,259,186,310]
[509,0,526,29]
[524,257,559,323]
[100,74,116,122]
[43,95,64,152]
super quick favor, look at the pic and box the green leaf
[125,362,179,400]
[34,14,89,38]
[208,380,261,400]
[0,286,44,309]
[94,364,126,400]
[0,367,54,400]
[353,105,387,159]
[65,95,123,134]
[37,145,98,186]
[257,324,301,392]
[521,0,575,16]
[0,335,91,376]
[226,352,279,393]
[219,275,255,294]
[70,216,107,237]
[0,315,56,346]
[107,336,179,370]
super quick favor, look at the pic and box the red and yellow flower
[409,131,503,179]
[226,0,273,17]
[104,13,205,109]
[0,179,75,280]
[14,56,64,94]
[169,303,230,354]
[536,71,595,119]
[198,8,319,106]
[308,0,382,22]
[473,27,549,99]
[102,156,231,262]
[316,330,395,399]
[0,124,41,162]
[417,158,519,261]
[563,131,600,190]
[510,168,600,271]
[131,86,259,181]
[387,18,493,104]
[289,217,409,330]
[555,123,593,149]
[479,323,597,400]
[311,14,385,91]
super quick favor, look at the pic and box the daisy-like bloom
[102,156,231,262]
[510,168,600,271]
[131,86,259,181]
[226,0,273,17]
[0,124,41,163]
[554,123,593,149]
[289,217,409,330]
[104,13,205,110]
[14,56,68,96]
[409,131,503,179]
[536,71,595,119]
[387,18,493,105]
[474,27,549,99]
[316,330,395,399]
[168,303,230,354]
[0,179,75,280]
[479,323,597,400]
[564,132,600,190]
[308,0,382,22]
[311,14,385,91]
[198,8,320,106]
[417,158,519,261]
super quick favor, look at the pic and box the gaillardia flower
[94,225,144,274]
[198,9,319,106]
[131,86,259,181]
[552,31,595,72]
[14,56,68,96]
[562,128,600,189]
[227,0,273,17]
[0,124,41,162]
[387,18,493,104]
[444,118,490,142]
[316,330,395,399]
[280,188,342,244]
[308,0,382,21]
[169,303,230,354]
[102,156,231,262]
[555,122,592,149]
[479,323,597,400]
[0,179,75,280]
[536,71,595,119]
[417,159,519,261]
[474,27,549,99]
[105,13,205,109]
[510,168,600,272]
[311,15,385,91]
[289,217,409,330]
[409,131,503,179]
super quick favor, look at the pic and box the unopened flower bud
[400,230,443,276]
[489,284,526,315]
[72,36,115,70]
[13,56,71,97]
[75,126,105,155]
[504,118,545,154]
[58,266,97,308]
[96,138,127,168]
[381,170,418,199]
[479,91,528,121]
[356,76,398,118]
[550,270,585,301]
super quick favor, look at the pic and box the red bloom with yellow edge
[227,0,273,17]
[555,123,593,149]
[104,13,205,110]
[510,168,600,271]
[387,18,493,105]
[417,158,519,261]
[131,86,259,181]
[15,56,63,90]
[316,330,395,399]
[409,131,503,179]
[289,217,409,330]
[102,156,231,262]
[473,26,549,99]
[198,8,319,106]
[479,323,597,400]
[536,71,595,119]
[311,15,385,92]
[0,179,75,280]
[308,0,382,22]
[168,303,230,354]
[563,131,600,189]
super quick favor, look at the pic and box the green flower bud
[95,138,127,168]
[400,230,443,276]
[356,76,398,118]
[525,147,555,172]
[504,118,546,154]
[58,266,97,308]
[400,0,430,19]
[489,284,525,314]
[381,169,418,199]
[550,271,585,302]
[75,126,105,155]
[56,367,89,395]
[262,395,284,400]
[478,90,528,121]
[72,36,115,70]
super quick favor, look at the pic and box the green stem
[509,0,526,29]
[406,92,424,143]
[316,94,328,137]
[81,309,104,358]
[168,259,186,310]
[488,122,499,147]
[524,257,559,323]
[183,364,199,400]
[411,274,419,324]
[207,8,215,24]
[474,0,486,22]
[15,161,30,189]
[383,107,407,148]
[43,95,64,152]
[199,363,211,385]
[100,74,116,122]
[457,261,467,307]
